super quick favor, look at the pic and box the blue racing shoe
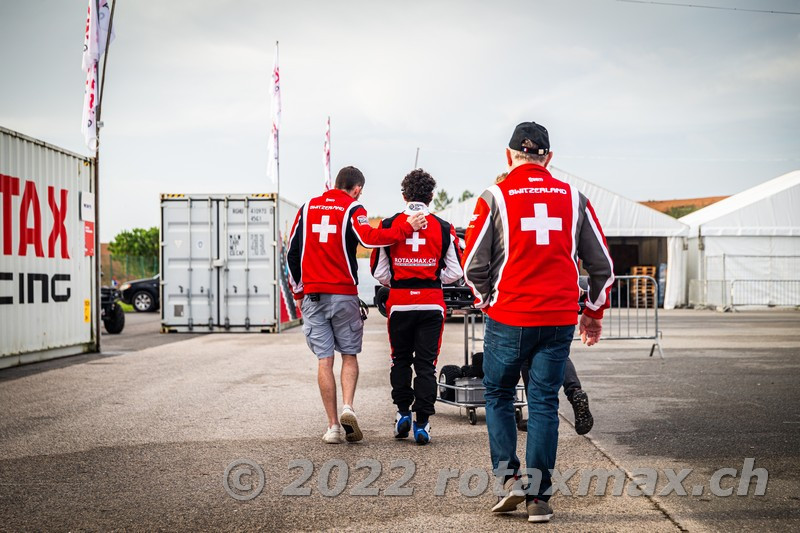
[413,421,431,445]
[394,412,412,439]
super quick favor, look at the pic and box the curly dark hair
[401,168,436,205]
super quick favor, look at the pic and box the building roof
[680,170,800,236]
[640,196,728,215]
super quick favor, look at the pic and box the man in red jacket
[287,166,426,444]
[370,169,463,445]
[462,122,614,522]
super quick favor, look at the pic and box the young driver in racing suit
[370,169,463,445]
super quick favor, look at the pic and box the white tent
[680,170,800,308]
[435,166,690,308]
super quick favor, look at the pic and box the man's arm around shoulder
[350,206,426,248]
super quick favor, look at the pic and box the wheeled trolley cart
[437,309,526,425]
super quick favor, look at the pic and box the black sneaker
[570,389,594,435]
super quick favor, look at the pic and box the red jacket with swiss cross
[287,188,414,297]
[370,206,463,313]
[462,164,614,326]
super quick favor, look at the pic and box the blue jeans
[482,316,574,501]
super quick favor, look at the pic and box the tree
[665,205,699,219]
[433,189,453,211]
[459,190,474,202]
[108,227,159,258]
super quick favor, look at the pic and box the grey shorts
[300,294,364,359]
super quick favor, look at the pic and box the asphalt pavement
[0,309,798,531]
[102,311,202,353]
[564,309,800,532]
[0,312,197,383]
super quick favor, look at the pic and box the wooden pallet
[629,269,656,306]
[630,265,656,277]
[630,282,656,292]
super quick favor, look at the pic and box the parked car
[119,275,160,312]
[101,286,125,334]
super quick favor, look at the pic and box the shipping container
[0,126,98,368]
[160,194,300,333]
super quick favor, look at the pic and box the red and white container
[0,126,98,368]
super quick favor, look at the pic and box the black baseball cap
[508,121,550,155]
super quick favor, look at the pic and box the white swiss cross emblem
[312,215,337,243]
[521,203,562,245]
[406,232,426,252]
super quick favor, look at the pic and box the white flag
[267,43,281,184]
[81,63,98,151]
[323,117,331,190]
[81,0,115,152]
[82,0,114,70]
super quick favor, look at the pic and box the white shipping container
[160,194,300,332]
[0,127,97,368]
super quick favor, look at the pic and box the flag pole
[94,0,102,354]
[274,41,282,333]
[93,0,117,354]
[275,41,280,201]
[97,0,116,115]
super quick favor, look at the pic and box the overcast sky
[1,0,799,240]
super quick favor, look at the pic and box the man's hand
[293,293,304,302]
[407,212,428,231]
[579,314,602,346]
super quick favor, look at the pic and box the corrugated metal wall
[0,127,97,366]
[160,194,299,332]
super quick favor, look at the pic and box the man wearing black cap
[462,121,614,522]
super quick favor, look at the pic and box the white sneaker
[322,424,345,444]
[492,476,527,513]
[340,406,363,442]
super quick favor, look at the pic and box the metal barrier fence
[729,279,800,308]
[601,275,664,358]
[689,278,800,309]
[457,275,664,359]
[688,279,729,309]
[691,254,800,309]
[705,254,800,282]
